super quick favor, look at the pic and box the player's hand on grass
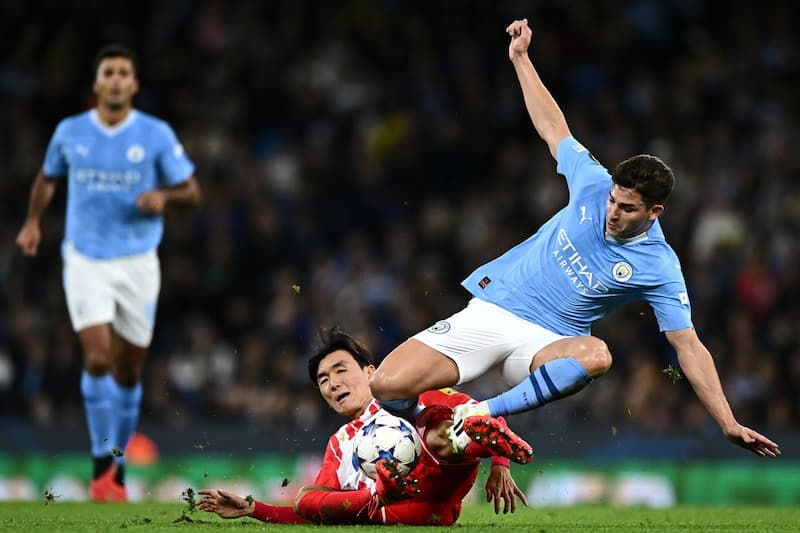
[506,18,532,60]
[16,221,41,256]
[374,459,420,504]
[485,464,528,514]
[197,488,254,519]
[724,424,780,458]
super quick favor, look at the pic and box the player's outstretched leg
[448,414,534,464]
[464,416,534,464]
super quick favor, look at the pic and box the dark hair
[307,326,375,385]
[611,154,675,206]
[93,44,138,76]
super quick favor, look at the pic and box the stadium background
[0,0,798,504]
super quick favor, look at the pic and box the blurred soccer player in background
[198,327,529,525]
[370,19,780,459]
[15,44,201,501]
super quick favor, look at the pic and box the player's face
[93,57,138,111]
[316,350,375,419]
[605,185,663,239]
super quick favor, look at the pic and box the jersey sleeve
[42,120,69,178]
[154,121,195,186]
[313,436,343,489]
[645,279,693,331]
[555,136,611,195]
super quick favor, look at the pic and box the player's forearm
[24,171,57,222]
[249,500,308,524]
[676,347,737,431]
[510,53,570,158]
[295,487,374,524]
[161,176,201,206]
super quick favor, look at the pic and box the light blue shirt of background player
[463,136,692,337]
[43,108,195,258]
[15,44,202,502]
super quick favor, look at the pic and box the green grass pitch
[1,503,799,532]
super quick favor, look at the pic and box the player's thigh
[112,251,160,348]
[406,298,534,386]
[63,243,115,332]
[371,338,460,398]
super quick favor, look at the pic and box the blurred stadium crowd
[1,1,798,444]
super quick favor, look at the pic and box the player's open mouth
[336,392,350,403]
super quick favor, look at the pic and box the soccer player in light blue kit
[370,19,779,459]
[16,44,201,501]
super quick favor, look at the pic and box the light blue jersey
[43,109,195,259]
[462,136,691,336]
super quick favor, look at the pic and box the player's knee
[368,372,393,400]
[84,350,111,375]
[113,359,145,386]
[579,338,612,377]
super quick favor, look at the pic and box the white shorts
[62,242,160,347]
[412,298,568,386]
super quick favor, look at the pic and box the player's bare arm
[16,170,59,256]
[665,328,780,457]
[506,18,571,158]
[136,175,201,214]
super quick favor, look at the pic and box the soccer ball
[352,412,423,479]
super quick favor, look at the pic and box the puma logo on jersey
[579,206,592,224]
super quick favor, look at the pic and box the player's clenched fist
[506,18,532,60]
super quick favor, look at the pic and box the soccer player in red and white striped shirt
[199,327,532,525]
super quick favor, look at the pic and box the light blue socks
[110,380,143,465]
[486,358,592,417]
[81,371,115,458]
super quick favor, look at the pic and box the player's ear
[364,365,376,379]
[648,204,664,220]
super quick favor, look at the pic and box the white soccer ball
[352,412,422,479]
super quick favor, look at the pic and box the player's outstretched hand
[724,424,780,457]
[506,18,532,60]
[485,463,528,514]
[374,460,420,504]
[197,488,254,519]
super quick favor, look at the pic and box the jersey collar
[604,229,649,245]
[89,109,138,137]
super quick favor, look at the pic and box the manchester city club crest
[427,320,451,334]
[612,261,633,282]
[126,144,145,163]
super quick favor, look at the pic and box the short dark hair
[611,154,675,206]
[307,326,375,385]
[93,44,138,76]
